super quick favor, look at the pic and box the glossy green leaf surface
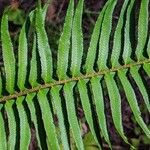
[1,14,16,94]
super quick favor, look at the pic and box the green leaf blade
[26,93,42,149]
[5,100,16,149]
[29,35,38,87]
[0,73,2,97]
[57,0,74,79]
[0,105,7,150]
[147,37,150,58]
[118,69,150,139]
[136,0,149,61]
[130,66,150,112]
[105,73,130,145]
[16,96,31,150]
[122,0,135,65]
[51,86,70,150]
[77,79,101,149]
[70,0,84,76]
[143,63,150,77]
[85,1,109,73]
[1,14,16,94]
[63,82,84,150]
[97,0,117,70]
[90,76,111,148]
[37,89,60,149]
[17,23,28,90]
[36,8,52,83]
[111,0,129,68]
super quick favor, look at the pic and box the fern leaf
[70,0,84,76]
[57,0,74,79]
[51,86,70,150]
[1,14,16,94]
[37,89,60,149]
[118,69,150,138]
[26,93,42,149]
[5,100,16,149]
[17,23,28,90]
[28,10,38,88]
[0,72,2,97]
[105,73,129,145]
[122,0,135,64]
[78,79,101,149]
[111,0,129,67]
[136,0,149,61]
[85,0,109,73]
[130,66,150,112]
[63,82,84,150]
[97,0,117,70]
[147,37,150,58]
[16,96,31,149]
[29,35,38,87]
[90,76,111,148]
[36,7,52,83]
[0,105,7,149]
[143,63,150,77]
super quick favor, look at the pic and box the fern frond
[147,37,150,58]
[57,0,74,79]
[143,63,150,77]
[136,0,149,60]
[36,6,52,83]
[63,82,84,150]
[70,0,84,76]
[0,0,150,149]
[0,104,7,149]
[111,0,129,67]
[105,73,129,144]
[16,96,31,149]
[78,79,101,149]
[17,23,28,90]
[85,0,109,73]
[118,69,150,138]
[130,66,150,112]
[0,73,2,97]
[37,89,60,149]
[26,93,42,149]
[1,14,16,94]
[90,76,111,148]
[122,0,135,65]
[5,100,16,149]
[51,85,70,150]
[97,0,117,70]
[29,35,38,87]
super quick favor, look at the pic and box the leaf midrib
[0,58,149,102]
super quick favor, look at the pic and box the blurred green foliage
[5,6,26,25]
